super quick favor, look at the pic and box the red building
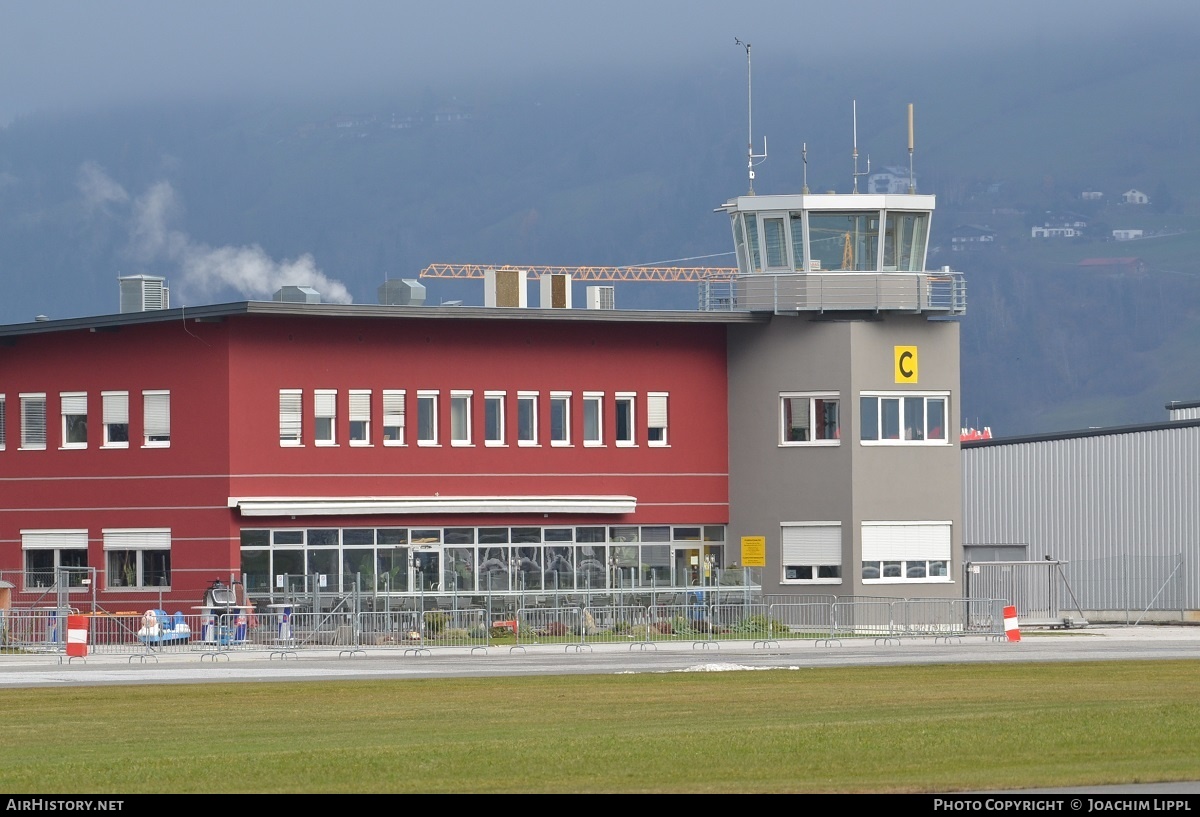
[1,303,744,608]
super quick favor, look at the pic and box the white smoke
[80,163,353,304]
[77,161,130,213]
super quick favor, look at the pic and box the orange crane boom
[419,264,738,282]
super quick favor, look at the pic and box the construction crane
[419,264,738,282]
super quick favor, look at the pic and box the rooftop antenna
[907,102,916,193]
[735,37,767,194]
[852,99,870,193]
[802,142,809,194]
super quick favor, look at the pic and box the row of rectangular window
[0,391,170,451]
[20,528,171,591]
[280,389,669,448]
[780,521,952,584]
[241,524,726,548]
[779,392,949,445]
[241,524,728,594]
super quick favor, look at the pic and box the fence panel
[831,600,899,643]
[515,606,585,652]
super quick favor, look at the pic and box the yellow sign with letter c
[895,346,918,383]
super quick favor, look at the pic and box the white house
[1112,229,1144,241]
[1123,189,1150,205]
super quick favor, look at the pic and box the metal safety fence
[1,597,1011,659]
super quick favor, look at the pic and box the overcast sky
[2,0,1196,124]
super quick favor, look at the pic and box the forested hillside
[1,31,1198,436]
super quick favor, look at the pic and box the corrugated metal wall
[963,424,1200,614]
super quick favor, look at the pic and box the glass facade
[240,524,726,595]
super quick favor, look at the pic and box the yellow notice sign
[740,536,767,567]
[895,345,918,383]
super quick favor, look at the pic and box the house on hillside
[1032,224,1078,238]
[1112,229,1144,241]
[1032,213,1088,239]
[950,225,997,251]
[1080,191,1104,201]
[1122,189,1150,205]
[867,166,915,194]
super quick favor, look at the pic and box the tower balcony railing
[700,270,966,316]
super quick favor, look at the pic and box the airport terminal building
[0,191,967,611]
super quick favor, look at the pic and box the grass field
[2,659,1198,793]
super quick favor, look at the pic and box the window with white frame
[417,390,438,445]
[279,389,302,446]
[314,389,337,445]
[484,391,505,446]
[349,390,371,446]
[780,393,840,445]
[382,390,405,445]
[450,390,473,446]
[102,391,129,448]
[142,390,170,447]
[781,522,842,583]
[615,393,635,446]
[583,392,603,446]
[647,392,668,446]
[550,392,570,446]
[20,393,47,450]
[22,529,89,589]
[0,393,7,450]
[517,391,538,446]
[104,528,171,589]
[861,521,952,582]
[60,392,88,449]
[859,392,948,443]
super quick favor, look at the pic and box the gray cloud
[4,1,1195,125]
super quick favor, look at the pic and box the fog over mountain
[2,1,1199,437]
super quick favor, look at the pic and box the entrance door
[411,548,441,591]
[674,547,701,587]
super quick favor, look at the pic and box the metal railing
[700,271,967,315]
[1,597,1011,658]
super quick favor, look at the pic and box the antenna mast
[802,142,809,194]
[907,103,916,194]
[735,37,767,194]
[852,99,870,193]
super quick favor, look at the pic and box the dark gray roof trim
[963,417,1200,449]
[0,301,766,337]
[1165,398,1200,411]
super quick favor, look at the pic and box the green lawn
[2,660,1198,793]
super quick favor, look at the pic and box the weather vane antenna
[735,37,767,194]
[852,99,870,193]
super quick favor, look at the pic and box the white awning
[227,495,637,517]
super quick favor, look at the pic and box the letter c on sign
[894,346,918,383]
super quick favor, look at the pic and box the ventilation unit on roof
[484,268,527,308]
[273,286,322,304]
[586,285,615,310]
[119,274,170,313]
[539,272,572,309]
[377,278,427,306]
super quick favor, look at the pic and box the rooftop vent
[273,286,322,304]
[586,285,615,310]
[119,274,170,313]
[540,272,572,309]
[377,278,427,306]
[484,268,528,308]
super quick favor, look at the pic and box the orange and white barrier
[66,615,89,658]
[1003,605,1021,642]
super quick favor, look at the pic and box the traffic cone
[1003,605,1021,642]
